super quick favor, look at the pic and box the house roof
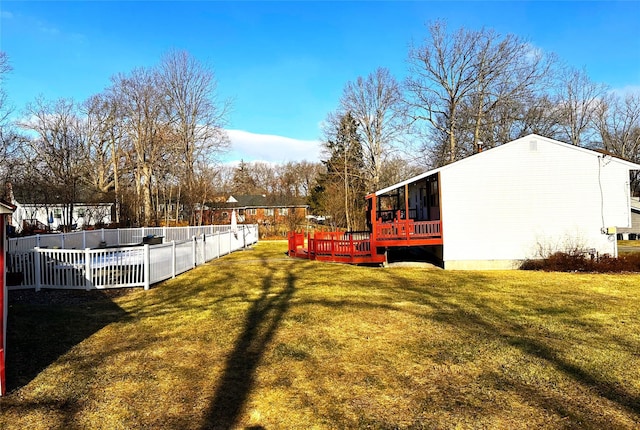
[215,194,308,208]
[374,134,640,196]
[0,199,16,215]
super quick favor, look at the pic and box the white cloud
[610,85,640,97]
[225,129,322,164]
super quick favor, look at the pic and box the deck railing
[375,220,441,241]
[7,224,259,291]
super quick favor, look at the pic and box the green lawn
[1,241,639,429]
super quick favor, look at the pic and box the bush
[521,252,640,273]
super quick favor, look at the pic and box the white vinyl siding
[439,136,636,264]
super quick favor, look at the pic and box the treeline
[311,21,640,229]
[1,50,231,228]
[0,20,638,230]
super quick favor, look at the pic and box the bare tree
[594,91,640,193]
[340,67,405,191]
[112,67,168,226]
[0,52,12,128]
[405,21,480,164]
[18,97,88,230]
[405,21,558,166]
[159,49,230,224]
[461,34,556,151]
[556,67,608,146]
[82,93,119,196]
[0,51,18,177]
[594,91,640,158]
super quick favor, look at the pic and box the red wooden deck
[288,231,386,264]
[288,220,442,265]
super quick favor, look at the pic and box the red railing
[287,231,384,264]
[287,219,442,265]
[375,220,441,241]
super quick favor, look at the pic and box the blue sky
[1,1,639,163]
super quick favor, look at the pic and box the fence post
[171,240,176,278]
[217,231,221,259]
[202,233,207,262]
[192,236,197,268]
[34,248,41,292]
[143,244,150,291]
[36,234,41,248]
[84,248,91,291]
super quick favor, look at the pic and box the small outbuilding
[289,134,640,269]
[369,134,640,269]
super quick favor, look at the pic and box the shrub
[521,252,640,273]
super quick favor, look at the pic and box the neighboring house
[616,197,640,239]
[9,201,114,234]
[207,195,308,232]
[290,134,640,269]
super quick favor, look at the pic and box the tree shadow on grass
[202,261,297,430]
[4,289,130,393]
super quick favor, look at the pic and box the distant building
[616,197,640,239]
[206,194,308,236]
[9,201,114,234]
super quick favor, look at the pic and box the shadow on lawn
[202,258,297,430]
[4,289,130,393]
[384,269,640,423]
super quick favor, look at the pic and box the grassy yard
[1,241,639,429]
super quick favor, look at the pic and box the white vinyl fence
[7,224,258,291]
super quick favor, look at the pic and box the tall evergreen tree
[231,160,258,195]
[311,112,366,230]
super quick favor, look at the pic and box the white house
[9,202,113,234]
[371,134,640,269]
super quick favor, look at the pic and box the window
[429,180,439,207]
[77,208,85,217]
[278,208,289,216]
[246,208,257,216]
[264,208,274,217]
[54,209,62,219]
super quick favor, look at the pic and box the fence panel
[88,247,146,289]
[8,236,37,253]
[117,228,141,245]
[7,251,35,290]
[38,248,87,290]
[174,240,195,275]
[102,229,120,246]
[149,243,176,284]
[7,224,259,291]
[63,231,86,249]
[37,235,64,250]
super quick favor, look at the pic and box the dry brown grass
[1,241,639,429]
